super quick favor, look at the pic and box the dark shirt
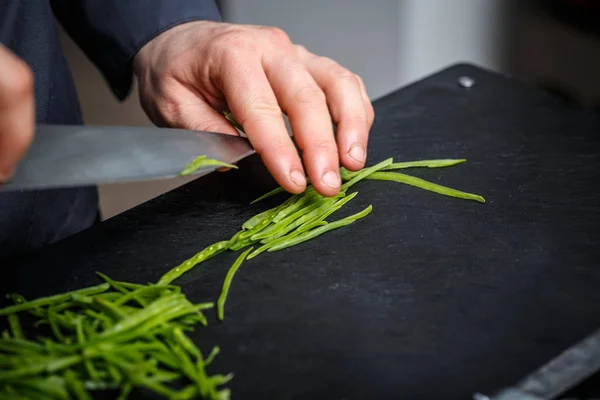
[0,0,221,258]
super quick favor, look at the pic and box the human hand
[0,44,35,182]
[133,21,374,197]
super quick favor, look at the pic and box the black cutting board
[2,63,600,399]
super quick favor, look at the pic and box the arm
[50,0,221,100]
[52,1,374,198]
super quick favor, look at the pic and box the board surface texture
[2,63,600,399]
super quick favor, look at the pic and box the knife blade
[474,326,600,400]
[0,124,255,191]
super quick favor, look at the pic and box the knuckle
[214,30,257,54]
[354,73,366,87]
[262,26,291,48]
[294,44,312,58]
[294,44,308,54]
[316,57,357,85]
[328,63,357,85]
[293,85,326,107]
[367,105,375,121]
[148,97,178,126]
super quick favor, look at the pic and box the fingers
[219,56,307,194]
[132,22,373,195]
[300,53,371,172]
[263,55,341,197]
[0,44,35,181]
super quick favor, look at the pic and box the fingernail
[321,170,340,189]
[290,169,307,187]
[348,144,366,163]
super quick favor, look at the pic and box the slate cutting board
[2,63,600,399]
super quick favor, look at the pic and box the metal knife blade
[0,124,255,191]
[474,327,600,400]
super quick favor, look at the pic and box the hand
[133,21,374,197]
[0,44,35,182]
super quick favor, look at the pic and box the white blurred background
[56,0,600,219]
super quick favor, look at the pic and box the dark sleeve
[50,0,222,100]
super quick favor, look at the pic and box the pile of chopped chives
[0,274,231,400]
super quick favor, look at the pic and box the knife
[473,326,600,400]
[0,124,255,191]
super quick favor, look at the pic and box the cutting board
[2,63,600,399]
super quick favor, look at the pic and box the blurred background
[55,0,600,220]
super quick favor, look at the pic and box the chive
[249,186,285,204]
[0,354,82,381]
[222,110,244,132]
[105,362,123,383]
[116,383,132,400]
[250,195,334,241]
[102,353,179,398]
[113,285,176,307]
[237,212,277,241]
[167,340,198,384]
[82,380,120,391]
[74,319,99,382]
[263,195,342,243]
[271,190,318,223]
[247,221,328,260]
[217,248,253,321]
[366,171,485,203]
[204,346,220,366]
[8,376,70,400]
[95,273,130,295]
[7,315,23,340]
[296,192,359,233]
[341,157,393,190]
[226,230,244,248]
[381,159,466,170]
[92,297,127,321]
[241,199,292,230]
[340,159,468,181]
[0,284,110,316]
[179,155,238,176]
[47,308,67,344]
[158,240,229,285]
[64,370,93,400]
[268,205,373,252]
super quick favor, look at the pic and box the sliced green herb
[158,240,229,285]
[179,155,238,176]
[217,248,253,321]
[365,171,485,203]
[0,284,110,316]
[382,158,466,170]
[268,205,373,252]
